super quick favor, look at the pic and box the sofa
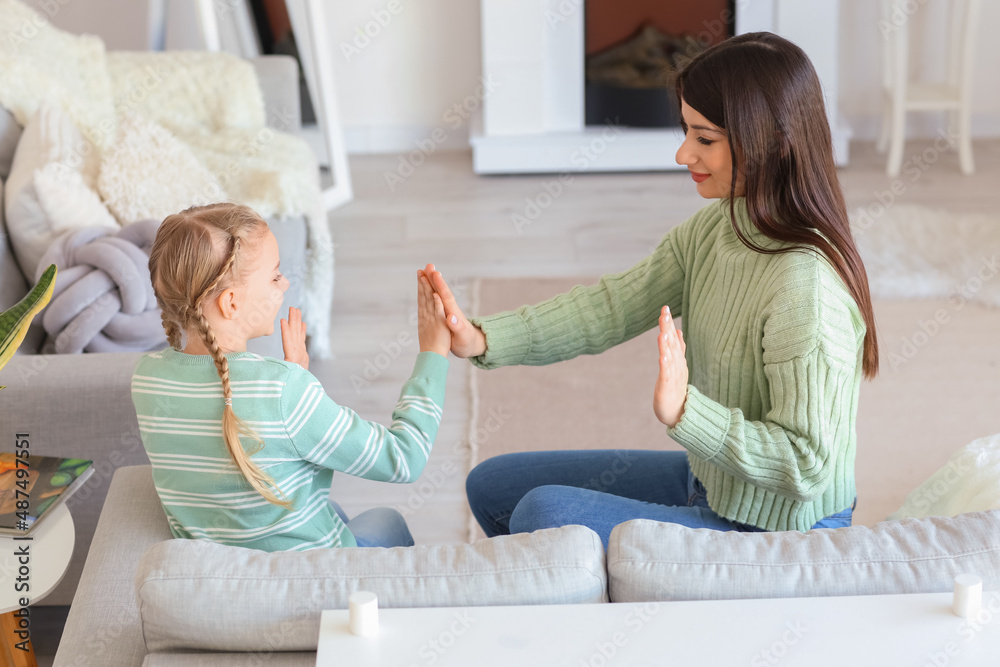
[53,464,1000,666]
[0,54,309,607]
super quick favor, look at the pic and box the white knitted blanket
[0,0,333,358]
[889,433,1000,519]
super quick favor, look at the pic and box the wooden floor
[314,139,1000,545]
[34,139,1000,665]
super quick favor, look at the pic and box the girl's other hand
[417,269,451,357]
[423,263,487,359]
[654,306,688,428]
[281,306,309,370]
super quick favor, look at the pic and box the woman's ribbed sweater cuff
[467,312,532,370]
[665,384,729,462]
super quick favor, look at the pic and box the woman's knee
[466,454,522,499]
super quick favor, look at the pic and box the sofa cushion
[135,525,608,653]
[0,174,44,354]
[4,104,118,278]
[0,105,21,181]
[607,512,1000,602]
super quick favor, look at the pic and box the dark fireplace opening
[585,0,736,128]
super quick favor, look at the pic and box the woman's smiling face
[675,99,742,199]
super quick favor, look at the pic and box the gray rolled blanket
[35,219,168,353]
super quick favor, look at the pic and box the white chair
[877,0,982,177]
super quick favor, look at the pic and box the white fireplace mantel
[471,0,850,174]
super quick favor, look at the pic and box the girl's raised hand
[653,306,688,428]
[423,263,487,359]
[281,306,309,370]
[417,269,451,358]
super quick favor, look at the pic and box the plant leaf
[0,264,58,376]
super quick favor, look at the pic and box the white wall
[839,0,1000,140]
[323,0,1000,150]
[40,0,149,50]
[326,0,482,153]
[31,0,1000,152]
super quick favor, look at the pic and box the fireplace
[585,1,734,129]
[471,0,849,174]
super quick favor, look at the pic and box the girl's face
[236,229,289,340]
[675,99,743,199]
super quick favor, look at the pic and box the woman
[426,32,878,547]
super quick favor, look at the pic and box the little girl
[131,202,451,550]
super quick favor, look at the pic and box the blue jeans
[328,500,414,548]
[466,450,855,548]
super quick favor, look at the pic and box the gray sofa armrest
[1,352,148,606]
[249,55,302,134]
[53,466,171,667]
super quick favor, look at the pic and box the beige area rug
[470,207,1000,532]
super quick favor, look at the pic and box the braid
[195,302,231,395]
[192,237,292,510]
[159,306,182,350]
[148,203,290,509]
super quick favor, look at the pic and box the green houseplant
[0,264,57,390]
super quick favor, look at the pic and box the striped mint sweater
[468,197,867,532]
[130,349,448,550]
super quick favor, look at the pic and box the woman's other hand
[417,269,451,358]
[654,306,688,428]
[423,263,487,359]
[281,306,309,371]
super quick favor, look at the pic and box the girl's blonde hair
[148,202,293,510]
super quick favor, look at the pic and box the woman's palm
[423,263,486,359]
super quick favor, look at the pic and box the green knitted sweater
[468,198,866,532]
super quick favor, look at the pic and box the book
[0,453,94,536]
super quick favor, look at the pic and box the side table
[0,503,75,667]
[317,590,1000,666]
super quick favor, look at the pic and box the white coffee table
[317,590,1000,666]
[0,503,75,666]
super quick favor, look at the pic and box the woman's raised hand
[653,305,688,428]
[423,263,487,359]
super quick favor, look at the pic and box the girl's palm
[281,307,309,370]
[423,264,486,359]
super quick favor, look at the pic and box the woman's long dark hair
[676,31,879,379]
